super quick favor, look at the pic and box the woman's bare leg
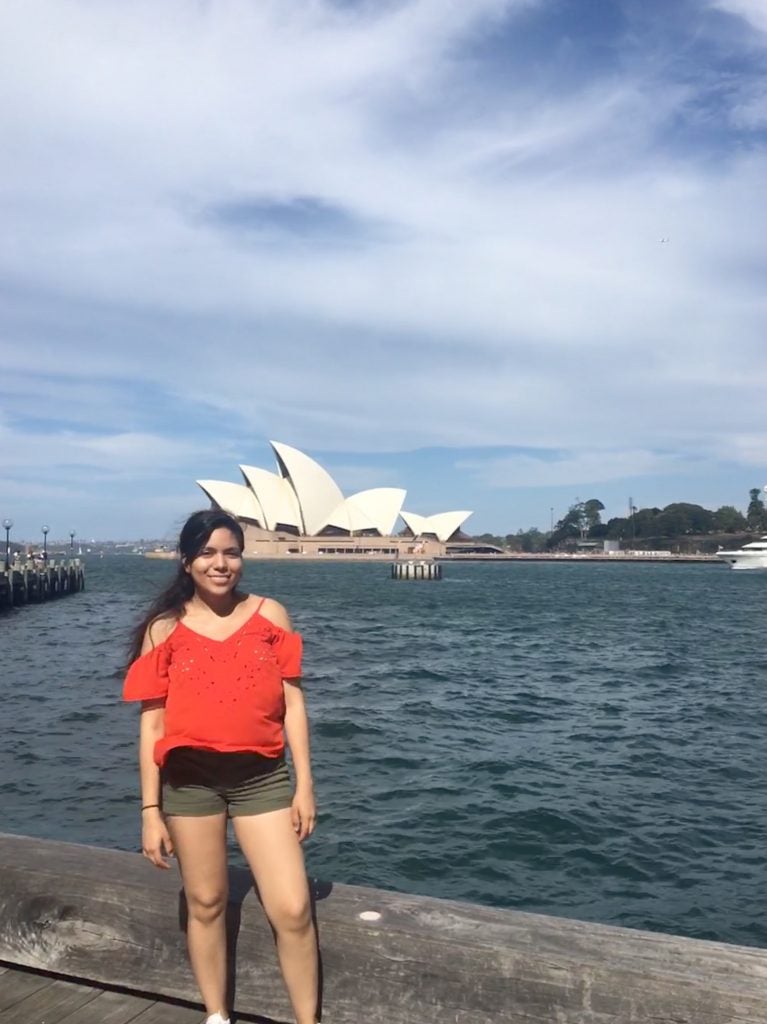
[167,813,229,1018]
[233,809,318,1024]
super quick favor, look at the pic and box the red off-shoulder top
[122,607,302,767]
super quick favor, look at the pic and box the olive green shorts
[161,749,293,818]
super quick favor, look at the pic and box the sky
[2,0,767,542]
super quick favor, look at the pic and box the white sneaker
[205,1014,230,1024]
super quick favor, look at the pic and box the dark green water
[2,556,766,948]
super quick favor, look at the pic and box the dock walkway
[0,964,218,1024]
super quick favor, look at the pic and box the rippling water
[2,556,766,948]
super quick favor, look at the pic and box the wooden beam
[0,832,765,1023]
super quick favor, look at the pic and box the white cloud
[0,418,213,476]
[710,434,767,470]
[711,0,767,35]
[1,0,766,531]
[457,449,688,490]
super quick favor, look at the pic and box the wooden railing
[0,832,765,1023]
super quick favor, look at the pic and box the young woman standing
[124,509,318,1024]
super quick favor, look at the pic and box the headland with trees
[469,488,767,555]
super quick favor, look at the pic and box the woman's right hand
[142,810,174,869]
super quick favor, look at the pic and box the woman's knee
[185,887,228,925]
[269,894,312,935]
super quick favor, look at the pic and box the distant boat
[717,537,767,570]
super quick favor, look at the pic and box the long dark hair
[127,509,245,664]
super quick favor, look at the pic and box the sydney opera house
[197,441,472,558]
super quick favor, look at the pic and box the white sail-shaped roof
[322,488,406,535]
[400,510,472,542]
[322,500,354,533]
[347,488,407,536]
[196,481,264,523]
[198,443,471,540]
[400,511,428,537]
[239,465,302,531]
[270,440,345,537]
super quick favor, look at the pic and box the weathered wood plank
[0,976,98,1023]
[1,832,766,1024]
[55,986,156,1024]
[0,971,213,1024]
[128,1001,210,1023]
[0,969,55,1012]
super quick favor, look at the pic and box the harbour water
[1,556,766,949]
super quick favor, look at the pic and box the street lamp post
[628,498,637,544]
[41,525,50,562]
[2,518,12,571]
[69,530,76,557]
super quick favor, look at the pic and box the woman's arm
[138,700,174,868]
[139,700,165,807]
[136,619,176,868]
[259,597,316,840]
[283,680,313,791]
[283,680,316,842]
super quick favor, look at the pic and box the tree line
[469,488,767,553]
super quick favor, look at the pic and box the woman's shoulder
[248,593,293,632]
[142,613,180,654]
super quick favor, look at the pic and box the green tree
[547,499,595,547]
[562,505,587,538]
[746,488,766,530]
[583,498,605,532]
[513,527,546,552]
[473,532,504,547]
[606,516,628,539]
[655,503,714,537]
[713,506,747,533]
[629,507,658,539]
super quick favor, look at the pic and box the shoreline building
[197,441,472,558]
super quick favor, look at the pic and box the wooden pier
[0,964,213,1023]
[0,558,84,610]
[1,832,766,1023]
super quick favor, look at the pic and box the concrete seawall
[144,551,720,564]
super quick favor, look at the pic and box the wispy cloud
[0,417,212,477]
[1,0,766,534]
[203,195,389,246]
[712,0,767,35]
[710,433,767,468]
[457,449,689,490]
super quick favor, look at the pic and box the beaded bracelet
[141,804,161,811]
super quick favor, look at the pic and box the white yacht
[717,536,767,570]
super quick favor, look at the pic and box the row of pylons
[0,559,85,610]
[391,560,442,581]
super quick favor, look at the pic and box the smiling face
[185,527,244,599]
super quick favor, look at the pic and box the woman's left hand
[291,784,316,842]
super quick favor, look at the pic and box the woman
[123,509,318,1024]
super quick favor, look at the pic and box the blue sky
[2,0,767,541]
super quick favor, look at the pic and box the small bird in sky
[659,237,670,243]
